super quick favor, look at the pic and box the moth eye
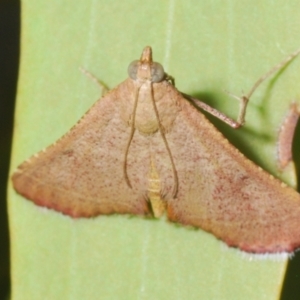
[151,62,165,82]
[127,60,139,80]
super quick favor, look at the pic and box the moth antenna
[150,84,179,198]
[123,86,140,188]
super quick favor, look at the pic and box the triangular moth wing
[12,79,153,218]
[157,93,300,253]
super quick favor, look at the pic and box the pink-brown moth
[12,46,300,254]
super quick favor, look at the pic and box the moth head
[128,46,165,83]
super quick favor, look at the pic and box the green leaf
[9,1,300,299]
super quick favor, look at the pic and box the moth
[12,46,300,253]
[277,102,300,169]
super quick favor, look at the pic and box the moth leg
[183,47,300,129]
[79,67,109,96]
[224,47,300,126]
[277,102,300,169]
[164,73,175,85]
[182,93,245,128]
